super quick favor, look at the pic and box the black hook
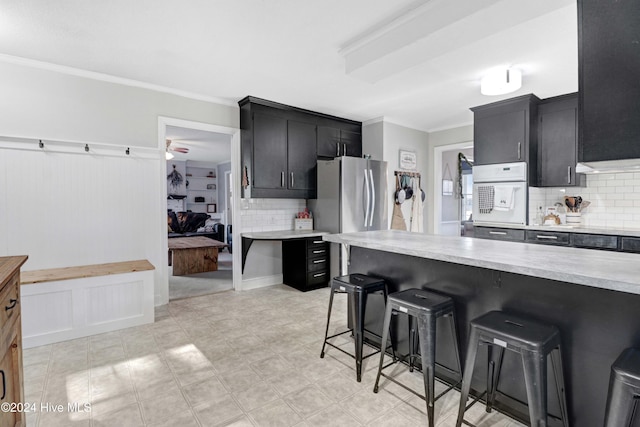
[84,144,89,152]
[125,147,130,155]
[38,140,44,149]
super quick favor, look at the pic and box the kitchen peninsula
[324,230,640,425]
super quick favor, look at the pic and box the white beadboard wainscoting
[21,269,155,348]
[529,172,640,228]
[0,138,166,304]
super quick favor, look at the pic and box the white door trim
[157,116,242,303]
[432,141,472,235]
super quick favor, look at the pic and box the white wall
[0,60,238,306]
[363,120,430,231]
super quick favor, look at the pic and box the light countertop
[474,222,640,237]
[323,230,640,295]
[241,230,329,240]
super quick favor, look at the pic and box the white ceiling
[0,0,578,132]
[165,126,231,164]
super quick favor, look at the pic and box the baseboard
[240,274,283,291]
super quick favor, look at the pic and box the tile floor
[168,251,233,300]
[23,284,526,427]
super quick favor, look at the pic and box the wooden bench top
[21,259,155,285]
[168,236,228,250]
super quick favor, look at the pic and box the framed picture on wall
[399,150,417,170]
[207,204,217,213]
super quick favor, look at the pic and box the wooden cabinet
[578,0,640,163]
[282,238,329,291]
[317,126,362,158]
[240,97,362,198]
[471,94,540,184]
[0,256,27,427]
[537,93,585,187]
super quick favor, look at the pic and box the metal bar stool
[373,288,463,427]
[320,273,394,382]
[455,311,570,427]
[604,348,640,427]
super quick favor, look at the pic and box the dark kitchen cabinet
[287,120,317,193]
[471,94,540,184]
[282,237,330,291]
[317,126,362,158]
[474,226,524,242]
[525,230,571,246]
[252,112,288,191]
[578,0,640,163]
[537,93,585,187]
[240,96,361,198]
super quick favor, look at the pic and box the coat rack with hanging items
[392,171,425,232]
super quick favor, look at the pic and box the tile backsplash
[529,172,640,229]
[240,198,307,232]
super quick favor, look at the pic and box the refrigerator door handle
[363,169,370,227]
[368,169,375,227]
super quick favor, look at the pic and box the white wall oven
[472,162,528,225]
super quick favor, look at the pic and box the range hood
[576,158,640,174]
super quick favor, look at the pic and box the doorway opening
[432,142,473,236]
[159,118,241,303]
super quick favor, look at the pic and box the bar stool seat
[456,310,569,427]
[320,273,392,382]
[373,288,462,427]
[604,348,640,426]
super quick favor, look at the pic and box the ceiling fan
[165,139,189,159]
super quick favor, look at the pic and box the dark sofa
[167,211,225,243]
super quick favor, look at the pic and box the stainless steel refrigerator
[309,157,389,276]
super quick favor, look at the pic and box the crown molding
[0,53,238,107]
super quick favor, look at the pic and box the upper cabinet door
[340,130,362,158]
[252,112,288,190]
[473,109,526,165]
[287,120,317,194]
[317,126,341,158]
[579,0,640,162]
[538,94,584,187]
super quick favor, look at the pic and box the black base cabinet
[282,238,330,291]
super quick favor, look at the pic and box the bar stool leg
[409,316,416,372]
[486,345,505,413]
[382,286,398,361]
[550,346,569,427]
[456,327,481,427]
[417,313,436,427]
[320,287,336,358]
[373,302,394,393]
[604,378,637,427]
[521,349,548,427]
[353,289,367,382]
[447,308,463,382]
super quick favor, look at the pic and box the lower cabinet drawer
[474,227,525,241]
[0,274,19,329]
[525,230,570,245]
[307,270,329,285]
[572,233,618,250]
[308,247,328,257]
[621,237,640,253]
[307,257,328,272]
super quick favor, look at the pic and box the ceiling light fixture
[480,67,522,96]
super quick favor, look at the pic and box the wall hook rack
[125,147,130,155]
[38,140,44,149]
[84,144,89,152]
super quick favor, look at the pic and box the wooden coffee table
[168,236,228,276]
